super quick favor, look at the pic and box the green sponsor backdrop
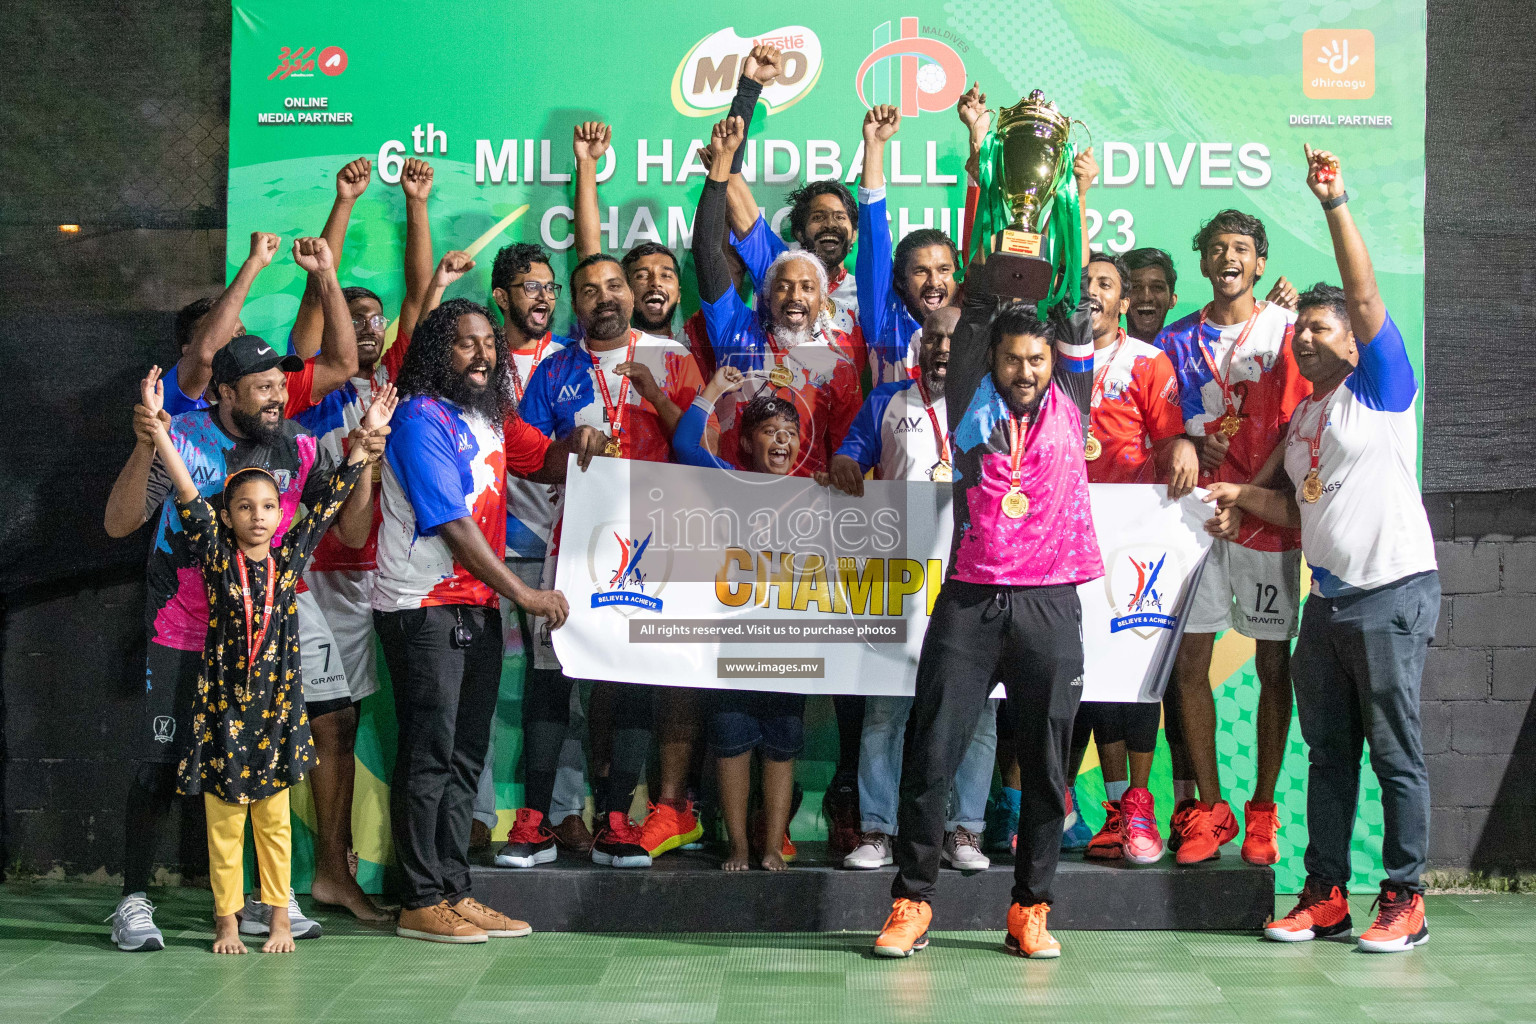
[230,0,1425,895]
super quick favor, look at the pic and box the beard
[230,404,284,446]
[441,366,504,419]
[995,375,1044,419]
[770,322,812,349]
[922,369,946,400]
[505,304,547,342]
[585,302,629,341]
[631,293,676,334]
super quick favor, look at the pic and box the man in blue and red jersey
[102,237,365,951]
[1156,209,1312,868]
[282,156,438,922]
[374,297,597,943]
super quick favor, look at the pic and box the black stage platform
[471,842,1274,932]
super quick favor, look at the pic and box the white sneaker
[941,827,991,871]
[843,831,894,870]
[238,889,323,939]
[108,892,164,951]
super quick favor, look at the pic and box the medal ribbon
[1089,329,1127,410]
[509,333,551,403]
[1297,385,1339,476]
[915,374,949,464]
[1006,411,1030,494]
[235,550,276,680]
[589,329,639,442]
[1196,301,1263,424]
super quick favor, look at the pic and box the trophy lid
[998,89,1067,133]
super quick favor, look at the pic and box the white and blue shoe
[1061,784,1094,851]
[238,889,323,939]
[108,892,165,951]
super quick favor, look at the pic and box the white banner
[547,457,1211,701]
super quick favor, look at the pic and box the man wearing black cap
[103,237,364,951]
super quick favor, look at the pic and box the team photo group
[103,40,1437,962]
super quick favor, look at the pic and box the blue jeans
[860,695,998,834]
[1292,571,1439,892]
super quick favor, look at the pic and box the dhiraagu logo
[1303,29,1375,99]
[672,27,823,117]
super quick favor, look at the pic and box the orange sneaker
[1357,887,1428,953]
[873,898,932,958]
[780,829,797,864]
[1264,880,1352,942]
[1005,902,1061,959]
[1168,798,1200,855]
[1174,800,1239,865]
[638,800,704,857]
[1085,802,1124,860]
[1242,800,1281,865]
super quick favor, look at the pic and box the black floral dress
[175,461,364,803]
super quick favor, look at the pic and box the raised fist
[400,158,434,202]
[863,105,900,145]
[744,44,783,86]
[336,157,372,201]
[1074,147,1099,193]
[712,115,745,156]
[573,121,612,163]
[433,250,476,290]
[292,236,334,274]
[248,231,281,268]
[1303,144,1345,203]
[957,82,990,138]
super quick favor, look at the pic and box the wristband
[1321,191,1349,211]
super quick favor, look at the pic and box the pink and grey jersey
[946,296,1103,588]
[142,411,334,652]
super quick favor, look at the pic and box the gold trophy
[978,90,1073,301]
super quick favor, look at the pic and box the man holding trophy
[874,90,1117,961]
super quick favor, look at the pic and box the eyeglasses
[517,281,563,298]
[351,314,388,331]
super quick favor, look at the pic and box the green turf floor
[2,883,1533,1023]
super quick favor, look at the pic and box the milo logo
[672,26,823,117]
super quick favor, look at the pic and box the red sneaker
[873,898,932,958]
[1174,800,1239,865]
[493,808,556,869]
[1004,902,1061,959]
[1120,788,1165,864]
[1168,798,1200,855]
[1265,880,1352,942]
[591,811,652,869]
[1085,802,1124,860]
[1357,888,1428,953]
[638,800,704,858]
[1241,800,1281,865]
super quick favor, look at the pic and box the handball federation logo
[588,526,667,613]
[1107,547,1181,637]
[855,17,966,117]
[672,27,823,117]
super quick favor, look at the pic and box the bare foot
[722,844,751,872]
[212,913,246,954]
[761,849,788,872]
[262,904,295,953]
[311,871,392,923]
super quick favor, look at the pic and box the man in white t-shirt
[1205,146,1438,955]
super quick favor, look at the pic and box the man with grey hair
[693,115,862,477]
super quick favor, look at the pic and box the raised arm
[573,122,612,259]
[292,237,359,402]
[396,159,436,339]
[177,232,280,401]
[329,383,396,549]
[1306,144,1385,342]
[854,105,902,353]
[416,250,476,324]
[140,367,197,505]
[1073,147,1097,269]
[722,45,778,239]
[291,157,371,358]
[695,116,746,305]
[104,390,170,537]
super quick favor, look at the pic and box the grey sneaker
[942,827,992,871]
[843,831,894,870]
[108,892,165,951]
[238,889,323,939]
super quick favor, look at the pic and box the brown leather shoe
[396,901,487,943]
[469,819,493,855]
[451,897,532,938]
[551,813,595,855]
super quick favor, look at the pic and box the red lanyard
[1197,301,1263,417]
[1090,329,1127,409]
[916,374,949,463]
[235,550,276,678]
[1297,386,1339,474]
[589,330,638,438]
[1006,411,1030,491]
[509,333,551,403]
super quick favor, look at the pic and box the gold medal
[603,436,622,457]
[1000,489,1029,519]
[1084,432,1102,461]
[930,461,952,483]
[1300,471,1324,504]
[768,362,794,388]
[1219,414,1242,438]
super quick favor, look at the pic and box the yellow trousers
[203,789,291,918]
